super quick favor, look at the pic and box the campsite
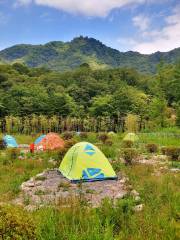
[0,128,179,239]
[0,1,180,239]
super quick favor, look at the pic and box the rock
[48,158,57,165]
[133,204,144,212]
[119,178,126,184]
[22,181,35,188]
[115,192,125,199]
[15,169,131,210]
[170,168,180,173]
[25,205,37,212]
[36,172,45,178]
[131,190,139,197]
[34,181,43,186]
[135,196,141,201]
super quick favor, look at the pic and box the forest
[0,61,179,131]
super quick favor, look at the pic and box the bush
[105,139,113,146]
[161,146,180,161]
[57,147,68,159]
[0,205,36,239]
[98,133,109,144]
[7,148,21,161]
[122,148,138,165]
[122,140,134,148]
[161,147,167,155]
[65,139,77,149]
[62,131,75,140]
[79,132,88,139]
[145,143,158,153]
[0,139,6,150]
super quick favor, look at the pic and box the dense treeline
[0,62,179,129]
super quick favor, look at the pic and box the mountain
[0,36,180,73]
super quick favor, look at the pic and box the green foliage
[122,148,138,165]
[145,143,158,153]
[62,131,75,140]
[161,146,180,161]
[7,148,20,161]
[0,205,36,239]
[0,57,179,130]
[79,132,88,139]
[122,140,134,148]
[98,133,109,144]
[0,138,6,150]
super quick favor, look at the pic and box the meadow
[0,128,179,240]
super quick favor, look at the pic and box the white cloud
[14,0,32,7]
[117,37,137,46]
[133,6,180,53]
[133,14,151,31]
[15,0,149,17]
[0,12,8,25]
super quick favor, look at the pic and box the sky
[0,0,179,53]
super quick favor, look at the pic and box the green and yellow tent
[59,142,117,182]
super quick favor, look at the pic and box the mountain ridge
[0,36,180,73]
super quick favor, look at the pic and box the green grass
[0,154,52,201]
[138,127,180,146]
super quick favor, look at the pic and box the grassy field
[0,128,179,239]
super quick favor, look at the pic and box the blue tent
[34,135,46,145]
[3,135,18,148]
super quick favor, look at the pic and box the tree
[90,95,113,117]
[5,85,49,116]
[168,62,180,103]
[49,92,77,116]
[149,98,168,127]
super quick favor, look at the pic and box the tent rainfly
[3,135,18,148]
[59,142,117,182]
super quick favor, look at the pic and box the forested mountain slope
[0,37,180,73]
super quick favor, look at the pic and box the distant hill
[0,36,180,73]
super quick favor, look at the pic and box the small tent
[59,142,117,182]
[34,135,46,145]
[108,131,116,136]
[3,135,18,148]
[123,132,139,142]
[36,133,65,151]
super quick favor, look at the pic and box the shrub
[145,143,158,153]
[7,148,21,161]
[122,140,134,148]
[105,139,113,146]
[0,139,6,150]
[0,205,36,239]
[161,147,167,155]
[79,132,88,139]
[98,133,109,144]
[122,148,138,165]
[65,139,77,149]
[56,147,68,159]
[161,146,180,161]
[58,181,71,191]
[62,131,75,140]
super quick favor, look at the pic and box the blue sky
[0,0,179,53]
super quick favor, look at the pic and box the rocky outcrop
[15,169,130,210]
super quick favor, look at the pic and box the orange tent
[36,133,65,151]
